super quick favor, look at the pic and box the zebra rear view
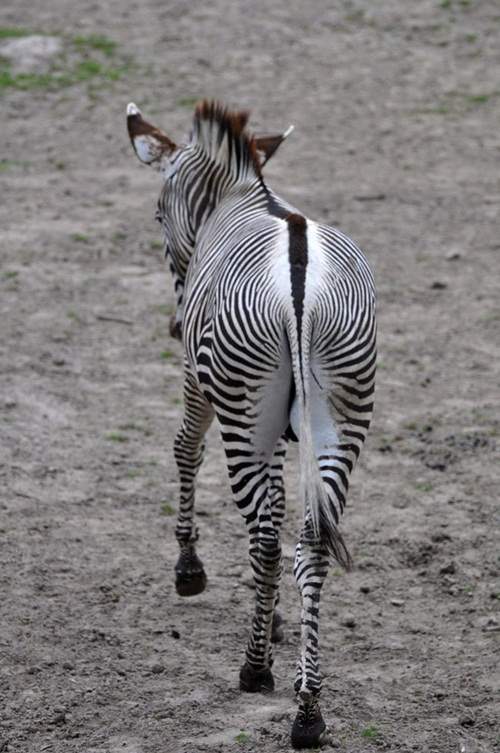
[126,100,376,749]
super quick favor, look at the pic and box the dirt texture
[1,1,499,752]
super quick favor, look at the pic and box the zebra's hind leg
[291,536,330,749]
[173,367,214,597]
[269,436,288,644]
[239,514,282,694]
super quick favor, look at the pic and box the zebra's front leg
[239,513,282,694]
[174,368,214,597]
[291,535,330,749]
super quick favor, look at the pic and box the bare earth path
[1,1,499,752]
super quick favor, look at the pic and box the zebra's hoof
[239,663,274,694]
[291,706,328,749]
[175,551,207,596]
[271,610,285,644]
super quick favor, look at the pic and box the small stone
[50,711,66,726]
[360,585,371,594]
[341,615,356,628]
[390,598,405,607]
[150,663,165,674]
[433,690,446,700]
[446,251,461,261]
[171,629,180,639]
[240,569,255,589]
[62,661,75,671]
[459,715,475,727]
[431,281,447,290]
[439,562,456,575]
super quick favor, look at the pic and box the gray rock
[0,35,62,74]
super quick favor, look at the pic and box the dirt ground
[1,1,499,752]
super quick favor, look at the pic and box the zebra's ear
[126,103,176,167]
[254,125,294,167]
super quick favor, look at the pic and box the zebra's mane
[191,100,261,179]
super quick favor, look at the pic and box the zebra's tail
[288,329,352,571]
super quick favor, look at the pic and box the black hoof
[175,550,207,596]
[291,705,328,749]
[271,610,285,644]
[239,663,274,693]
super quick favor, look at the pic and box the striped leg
[269,436,288,644]
[221,440,282,693]
[239,488,282,694]
[291,533,329,749]
[174,366,214,596]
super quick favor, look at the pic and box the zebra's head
[126,100,293,336]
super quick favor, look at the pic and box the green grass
[73,34,117,57]
[0,159,28,171]
[105,431,129,443]
[71,232,89,243]
[415,482,433,492]
[160,350,174,360]
[177,96,200,108]
[235,731,251,744]
[2,270,18,280]
[465,93,490,104]
[0,31,128,93]
[0,27,32,39]
[150,239,164,250]
[361,724,381,740]
[160,502,175,516]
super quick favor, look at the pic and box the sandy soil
[1,1,499,752]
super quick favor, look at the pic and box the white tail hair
[290,328,352,570]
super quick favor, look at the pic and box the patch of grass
[176,96,199,108]
[465,93,490,105]
[415,482,433,492]
[463,584,475,593]
[464,33,477,43]
[160,502,175,516]
[112,231,127,242]
[361,724,381,740]
[150,239,164,250]
[67,309,81,322]
[2,270,18,280]
[0,67,54,90]
[235,731,251,745]
[0,159,29,171]
[160,350,174,360]
[0,27,32,39]
[0,29,129,94]
[127,469,141,478]
[71,232,89,243]
[439,0,451,7]
[73,34,117,57]
[105,431,129,443]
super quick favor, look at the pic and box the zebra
[126,99,376,749]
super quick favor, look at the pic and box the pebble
[171,629,180,639]
[439,562,456,575]
[150,663,165,674]
[431,281,447,290]
[341,615,356,629]
[360,585,371,594]
[459,715,475,727]
[390,598,405,607]
[62,661,75,671]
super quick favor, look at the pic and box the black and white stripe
[127,100,376,748]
